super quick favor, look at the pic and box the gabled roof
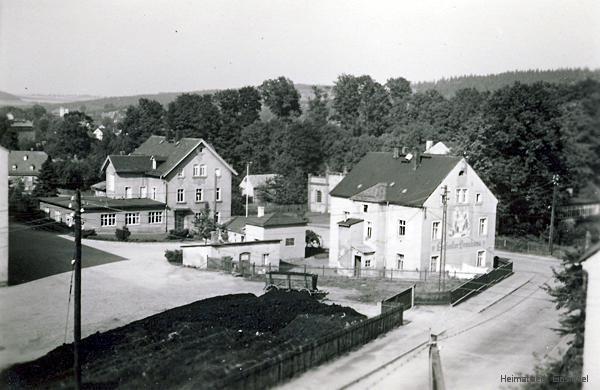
[38,196,166,212]
[337,218,364,227]
[223,216,248,234]
[330,152,462,207]
[8,151,48,176]
[103,155,153,174]
[241,174,278,188]
[132,135,238,177]
[245,212,307,228]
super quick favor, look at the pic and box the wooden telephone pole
[245,162,250,217]
[438,186,448,291]
[429,334,446,390]
[73,189,82,389]
[548,174,559,254]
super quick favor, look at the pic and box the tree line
[2,74,599,239]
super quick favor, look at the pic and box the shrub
[115,226,131,241]
[168,228,190,240]
[165,249,183,263]
[82,229,97,238]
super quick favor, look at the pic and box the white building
[239,174,277,203]
[0,146,8,285]
[223,207,307,260]
[328,148,497,278]
[582,244,600,390]
[307,171,346,213]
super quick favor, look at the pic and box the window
[214,212,220,223]
[11,164,17,170]
[140,186,147,198]
[262,253,270,265]
[176,188,185,203]
[100,213,116,227]
[456,188,468,203]
[54,210,61,222]
[397,254,404,270]
[195,188,203,202]
[216,187,221,201]
[151,187,157,200]
[316,190,322,203]
[107,174,115,191]
[285,238,295,246]
[199,164,207,177]
[432,221,441,240]
[398,220,406,236]
[475,193,482,204]
[125,212,140,225]
[177,168,185,178]
[343,211,350,220]
[125,187,132,199]
[215,168,221,177]
[430,255,439,272]
[479,218,488,236]
[23,155,28,161]
[364,259,371,267]
[363,204,368,212]
[366,221,372,239]
[193,164,200,177]
[477,250,486,267]
[148,211,163,224]
[30,165,35,171]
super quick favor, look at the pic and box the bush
[82,229,96,238]
[165,249,183,263]
[115,226,131,241]
[168,228,190,240]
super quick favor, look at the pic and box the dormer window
[30,165,35,171]
[151,157,157,170]
[215,168,221,177]
[23,155,28,161]
[11,164,17,170]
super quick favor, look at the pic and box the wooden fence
[381,285,414,312]
[414,291,452,305]
[450,260,514,306]
[214,305,404,390]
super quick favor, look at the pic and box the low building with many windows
[328,147,497,278]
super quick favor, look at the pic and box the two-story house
[9,151,49,193]
[328,147,497,278]
[39,136,237,234]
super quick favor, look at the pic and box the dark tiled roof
[10,120,33,129]
[337,218,364,227]
[245,212,307,228]
[38,196,166,212]
[9,151,48,176]
[223,216,248,234]
[107,155,153,174]
[330,152,462,207]
[132,136,202,177]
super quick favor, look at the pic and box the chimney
[413,150,421,170]
[257,206,265,217]
[343,166,348,175]
[425,140,433,151]
[393,147,400,159]
[402,146,408,155]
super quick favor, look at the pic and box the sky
[1,0,599,97]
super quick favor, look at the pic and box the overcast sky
[1,0,599,96]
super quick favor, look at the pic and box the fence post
[268,263,272,273]
[252,263,255,276]
[304,264,307,274]
[390,268,393,279]
[322,265,325,276]
[383,266,386,279]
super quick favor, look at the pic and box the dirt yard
[1,291,365,389]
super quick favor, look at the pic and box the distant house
[559,183,600,220]
[223,207,307,260]
[91,181,106,197]
[239,174,277,203]
[424,140,451,155]
[329,144,497,278]
[307,171,345,213]
[9,120,35,145]
[93,126,105,141]
[181,239,282,269]
[8,150,49,192]
[39,135,237,234]
[0,146,8,285]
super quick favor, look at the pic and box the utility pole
[429,334,446,390]
[73,189,82,389]
[245,162,250,217]
[549,174,559,254]
[438,185,448,291]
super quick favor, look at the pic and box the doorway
[354,255,362,277]
[175,211,185,231]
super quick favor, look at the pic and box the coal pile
[1,290,365,389]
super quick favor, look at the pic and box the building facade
[0,146,8,285]
[239,173,277,203]
[8,151,48,193]
[329,149,497,278]
[307,171,345,213]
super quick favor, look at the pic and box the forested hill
[412,68,600,97]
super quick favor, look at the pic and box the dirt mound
[1,290,365,389]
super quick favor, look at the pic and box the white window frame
[124,186,132,199]
[140,186,147,198]
[151,187,157,200]
[125,212,140,225]
[100,213,116,227]
[477,250,486,267]
[214,211,220,223]
[316,190,322,203]
[366,221,372,240]
[216,187,221,201]
[215,167,221,177]
[479,217,488,236]
[398,219,406,236]
[148,211,163,224]
[195,188,203,202]
[456,188,468,204]
[397,254,404,270]
[176,188,185,203]
[364,258,371,267]
[177,168,185,178]
[432,221,441,240]
[193,164,200,177]
[430,255,439,272]
[262,253,269,265]
[475,193,482,204]
[285,238,295,246]
[199,164,207,177]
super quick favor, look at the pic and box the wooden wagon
[264,271,327,299]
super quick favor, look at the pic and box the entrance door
[175,212,185,230]
[354,255,362,277]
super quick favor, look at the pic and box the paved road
[279,251,563,390]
